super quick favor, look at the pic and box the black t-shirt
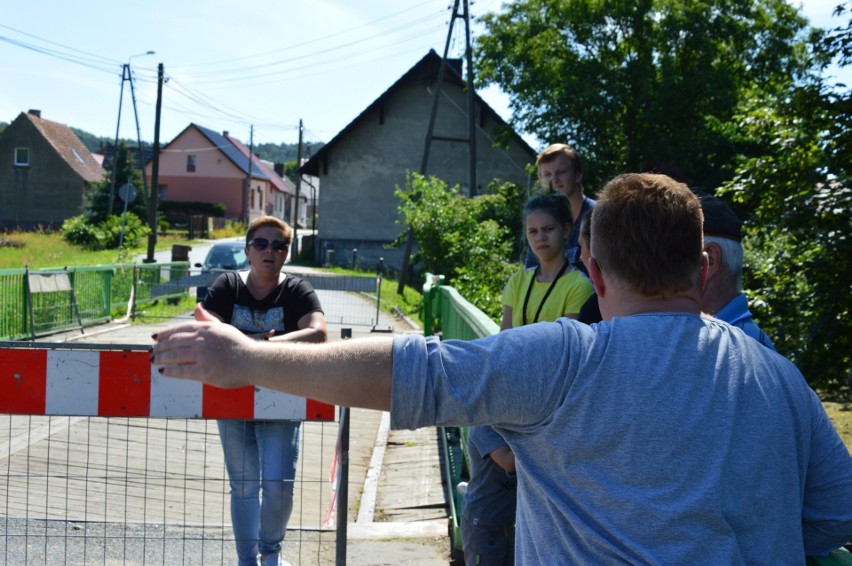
[577,292,602,324]
[203,271,323,336]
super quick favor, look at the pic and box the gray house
[0,110,104,230]
[298,50,536,272]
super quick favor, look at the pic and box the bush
[60,213,151,250]
[60,215,96,247]
[395,172,524,321]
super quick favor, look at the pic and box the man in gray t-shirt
[153,173,852,564]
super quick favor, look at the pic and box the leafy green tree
[719,54,850,391]
[474,0,812,190]
[282,160,299,183]
[60,141,151,252]
[395,173,525,319]
[92,141,147,221]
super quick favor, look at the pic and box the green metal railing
[0,262,189,340]
[422,273,499,558]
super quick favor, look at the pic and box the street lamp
[109,50,155,218]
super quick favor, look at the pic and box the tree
[395,173,526,319]
[474,0,812,191]
[718,3,851,392]
[60,141,151,253]
[91,141,147,222]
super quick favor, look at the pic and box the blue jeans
[217,419,301,566]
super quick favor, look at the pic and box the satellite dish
[118,182,137,203]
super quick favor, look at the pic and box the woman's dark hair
[580,207,593,243]
[523,193,573,230]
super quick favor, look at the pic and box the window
[186,155,196,172]
[14,147,29,166]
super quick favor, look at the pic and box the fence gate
[0,341,350,565]
[25,268,83,340]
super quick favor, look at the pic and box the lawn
[0,230,196,270]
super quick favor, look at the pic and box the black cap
[693,190,742,241]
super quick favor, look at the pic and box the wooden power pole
[397,0,476,294]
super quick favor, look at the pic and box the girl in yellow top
[501,193,594,329]
[460,194,594,564]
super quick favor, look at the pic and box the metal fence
[0,340,355,565]
[0,264,385,341]
[0,266,393,565]
[0,263,188,340]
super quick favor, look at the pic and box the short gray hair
[704,235,743,292]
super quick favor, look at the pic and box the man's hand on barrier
[153,304,394,410]
[151,304,258,388]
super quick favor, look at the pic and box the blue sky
[1,0,847,150]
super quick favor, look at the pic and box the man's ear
[700,251,710,291]
[704,243,722,281]
[589,257,605,298]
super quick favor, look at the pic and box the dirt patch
[0,237,24,248]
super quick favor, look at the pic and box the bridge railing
[422,273,499,558]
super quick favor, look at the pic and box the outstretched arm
[151,304,393,410]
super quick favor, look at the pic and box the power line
[167,0,447,73]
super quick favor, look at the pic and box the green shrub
[60,213,151,250]
[60,215,96,247]
[396,172,524,321]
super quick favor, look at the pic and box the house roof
[21,111,103,183]
[185,123,271,180]
[167,123,291,194]
[100,144,155,171]
[224,133,291,194]
[298,49,535,177]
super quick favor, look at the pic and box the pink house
[146,123,298,223]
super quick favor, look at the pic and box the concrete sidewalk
[10,291,454,565]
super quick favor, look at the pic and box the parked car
[195,241,248,301]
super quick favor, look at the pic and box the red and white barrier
[0,347,335,421]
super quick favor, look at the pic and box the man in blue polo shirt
[696,190,775,349]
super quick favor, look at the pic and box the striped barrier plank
[0,344,335,421]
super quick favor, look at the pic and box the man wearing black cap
[695,191,776,350]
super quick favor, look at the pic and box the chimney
[28,109,41,118]
[274,163,285,177]
[223,131,229,136]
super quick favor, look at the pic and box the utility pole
[294,119,303,258]
[111,51,154,218]
[109,64,130,217]
[146,63,164,263]
[244,125,254,226]
[398,0,475,294]
[463,0,477,196]
[128,64,150,208]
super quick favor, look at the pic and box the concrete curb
[357,412,390,524]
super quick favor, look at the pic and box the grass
[0,229,201,270]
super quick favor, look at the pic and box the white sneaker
[456,481,468,496]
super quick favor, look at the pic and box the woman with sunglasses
[202,216,327,566]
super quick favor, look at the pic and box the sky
[1,0,849,151]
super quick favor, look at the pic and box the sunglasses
[247,238,288,252]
